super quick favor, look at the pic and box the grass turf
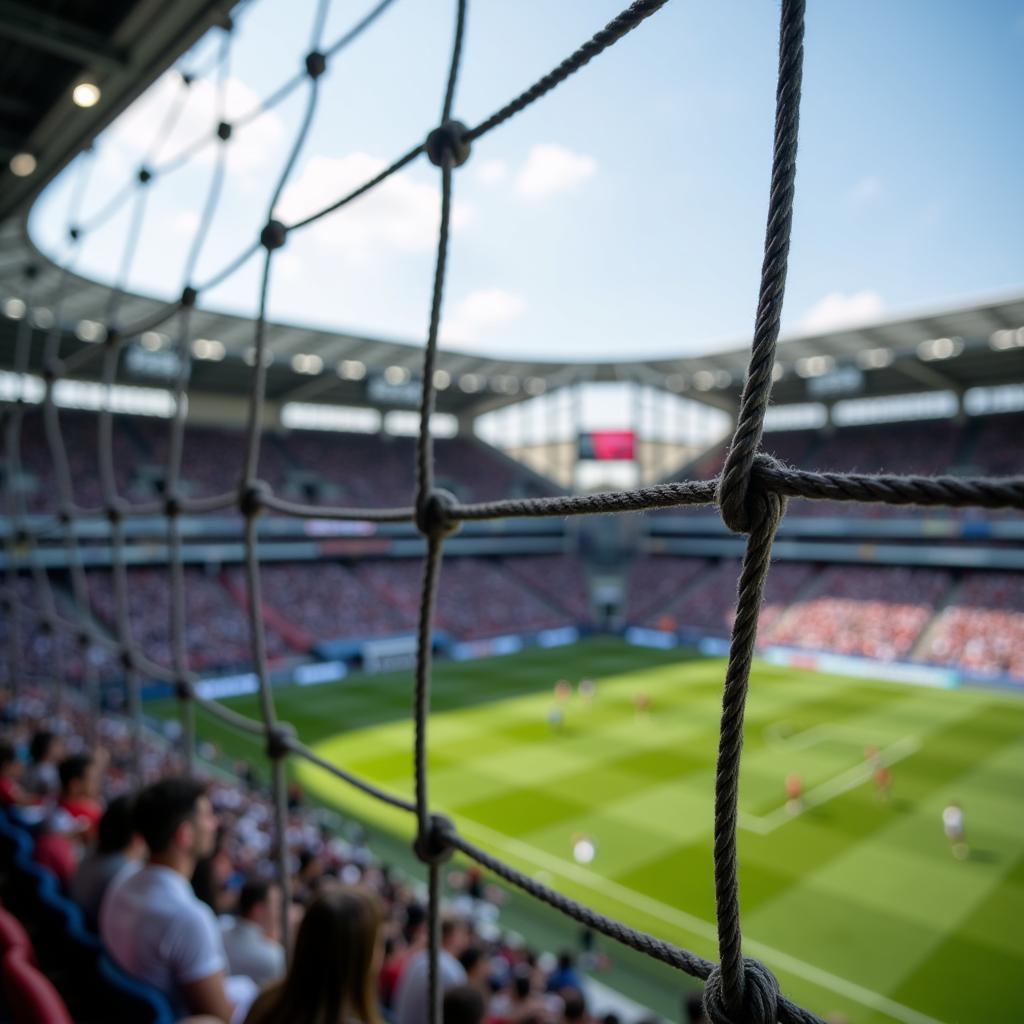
[153,637,1024,1023]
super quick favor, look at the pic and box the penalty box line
[457,814,946,1024]
[739,735,921,836]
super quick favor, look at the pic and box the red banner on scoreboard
[578,430,636,461]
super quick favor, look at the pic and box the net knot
[239,481,271,519]
[415,488,460,539]
[119,648,135,672]
[718,453,786,535]
[76,630,91,649]
[181,285,198,308]
[69,226,81,241]
[181,72,194,87]
[265,722,295,760]
[164,493,182,518]
[426,120,471,168]
[703,958,780,1024]
[305,51,327,79]
[216,121,233,142]
[413,813,456,865]
[260,219,288,251]
[106,500,126,525]
[24,264,39,280]
[137,166,153,185]
[174,677,194,702]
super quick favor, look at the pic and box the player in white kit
[942,801,968,860]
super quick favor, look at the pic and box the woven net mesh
[2,2,1023,1022]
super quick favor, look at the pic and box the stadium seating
[762,565,951,660]
[1,947,73,1024]
[919,570,1024,678]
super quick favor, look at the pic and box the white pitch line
[740,735,922,835]
[458,812,946,1024]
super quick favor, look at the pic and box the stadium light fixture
[664,374,686,391]
[291,353,323,374]
[337,359,366,380]
[72,80,102,108]
[857,347,894,369]
[384,365,409,385]
[771,363,784,381]
[3,298,26,320]
[9,153,37,177]
[795,355,834,378]
[192,338,225,361]
[140,330,167,351]
[433,369,451,390]
[75,319,105,342]
[244,347,274,367]
[31,307,54,329]
[692,370,715,391]
[714,370,733,388]
[918,337,963,361]
[459,373,482,393]
[989,329,1024,351]
[524,377,546,396]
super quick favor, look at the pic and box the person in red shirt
[57,754,104,842]
[0,742,33,809]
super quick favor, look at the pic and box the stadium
[0,2,1021,1024]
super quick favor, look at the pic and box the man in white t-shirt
[394,914,470,1024]
[100,778,248,1022]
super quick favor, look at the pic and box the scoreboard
[577,430,636,461]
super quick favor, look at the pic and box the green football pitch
[158,637,1024,1023]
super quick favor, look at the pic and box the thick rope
[718,0,805,535]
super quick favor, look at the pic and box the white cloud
[848,176,882,204]
[442,288,526,346]
[172,211,199,235]
[477,159,507,185]
[105,71,285,173]
[800,291,885,334]
[515,144,596,200]
[275,153,472,263]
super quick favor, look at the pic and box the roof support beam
[0,1,128,72]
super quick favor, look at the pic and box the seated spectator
[244,886,382,1024]
[24,730,64,798]
[395,914,470,1024]
[101,778,250,1023]
[545,952,583,995]
[57,754,103,842]
[33,820,78,888]
[443,984,486,1024]
[221,879,286,987]
[70,794,144,928]
[560,988,589,1024]
[0,741,33,809]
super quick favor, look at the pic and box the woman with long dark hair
[244,886,383,1024]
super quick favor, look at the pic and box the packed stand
[919,570,1024,679]
[634,558,816,637]
[10,408,145,513]
[501,555,591,624]
[626,557,708,627]
[86,566,296,671]
[230,562,409,647]
[762,565,951,661]
[359,558,578,641]
[0,681,665,1024]
[0,573,115,683]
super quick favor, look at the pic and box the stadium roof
[1,1,1022,422]
[2,215,1023,421]
[0,0,232,224]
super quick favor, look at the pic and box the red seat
[32,834,76,890]
[0,907,36,965]
[2,947,73,1024]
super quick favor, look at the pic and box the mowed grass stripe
[152,639,1024,1024]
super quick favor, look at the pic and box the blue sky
[32,0,1024,361]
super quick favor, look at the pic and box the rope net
[1,2,1021,1022]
